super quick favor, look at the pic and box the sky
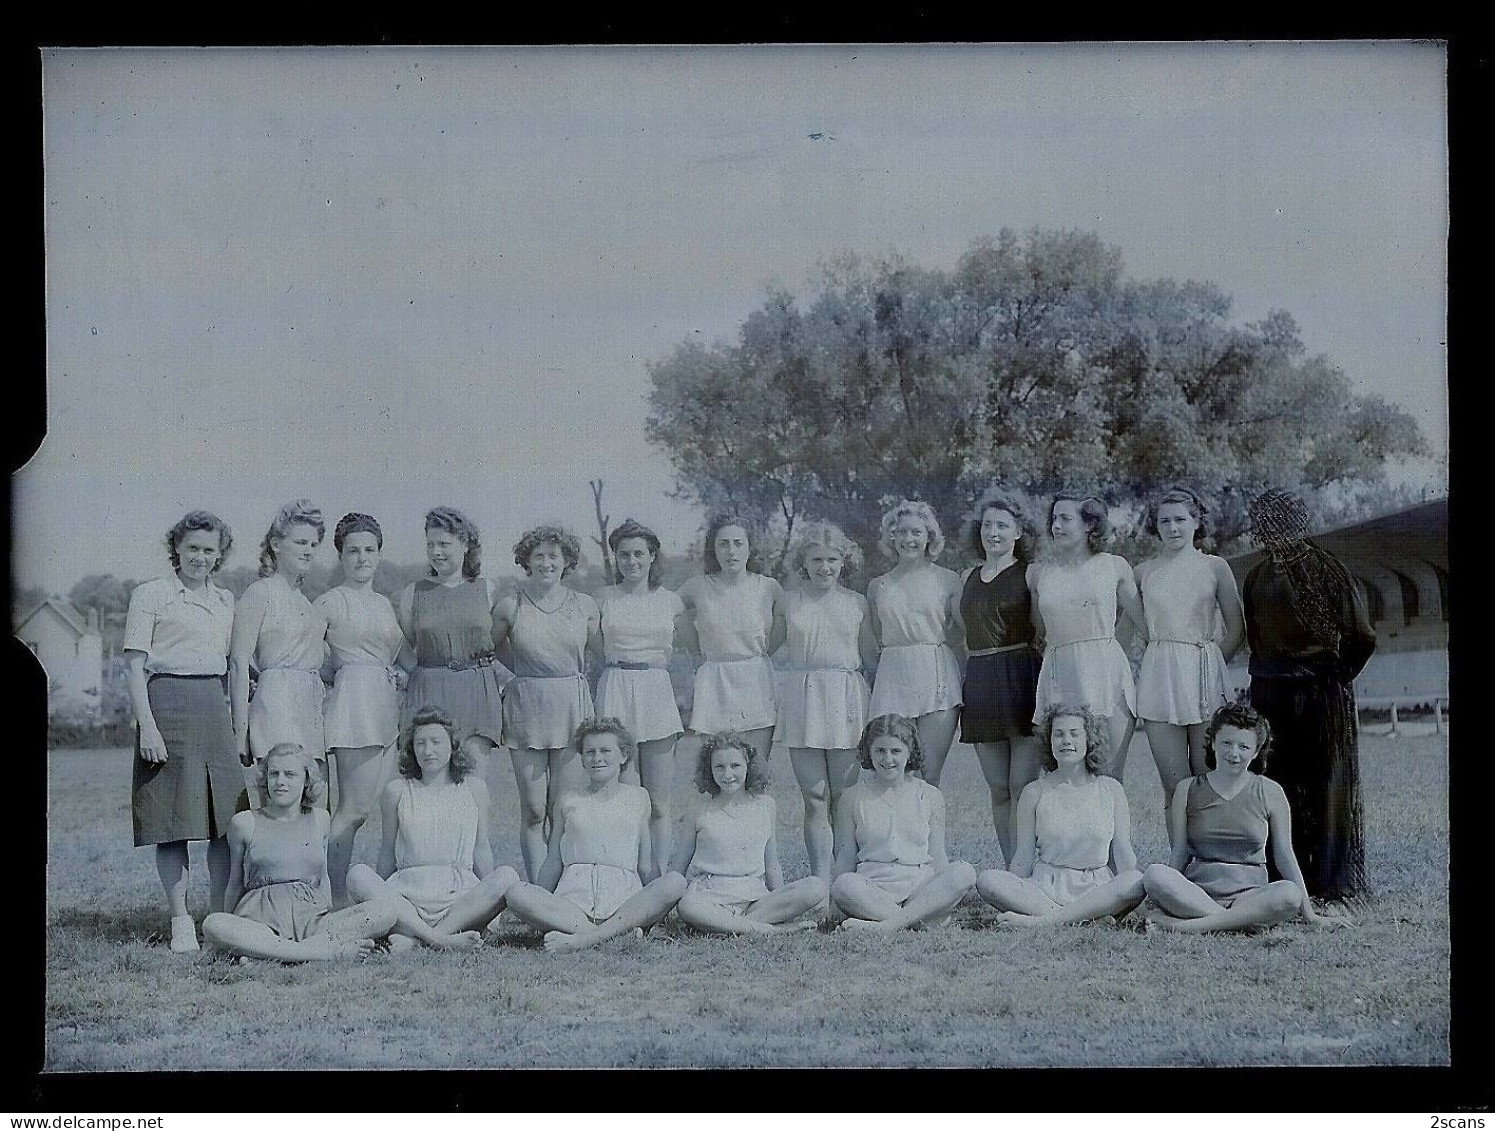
[16,43,1448,596]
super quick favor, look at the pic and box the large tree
[646,229,1427,568]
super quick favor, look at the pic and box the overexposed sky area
[17,43,1447,593]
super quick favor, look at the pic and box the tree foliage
[646,229,1428,569]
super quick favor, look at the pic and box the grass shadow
[49,905,177,947]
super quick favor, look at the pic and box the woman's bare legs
[1185,722,1209,777]
[1143,864,1303,933]
[344,864,486,949]
[914,707,961,786]
[542,873,688,953]
[327,744,388,907]
[791,748,864,879]
[833,861,976,932]
[508,746,549,881]
[155,840,198,951]
[207,836,231,914]
[981,870,1146,927]
[546,745,585,830]
[677,877,828,935]
[1103,710,1138,782]
[634,736,679,876]
[1142,721,1191,842]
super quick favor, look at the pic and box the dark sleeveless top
[959,561,1034,651]
[410,578,494,667]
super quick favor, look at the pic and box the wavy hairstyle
[513,525,582,578]
[878,500,945,562]
[424,506,482,580]
[258,499,325,578]
[254,742,326,812]
[964,485,1034,562]
[857,713,925,773]
[397,705,478,782]
[608,518,664,589]
[164,510,233,574]
[1047,492,1111,553]
[702,513,763,575]
[1036,703,1109,775]
[694,731,772,796]
[785,520,863,580]
[1203,701,1273,774]
[572,716,638,767]
[333,512,384,553]
[1144,485,1212,548]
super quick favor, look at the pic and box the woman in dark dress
[1242,489,1376,905]
[956,485,1041,865]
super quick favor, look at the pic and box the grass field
[44,728,1449,1070]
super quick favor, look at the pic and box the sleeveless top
[393,779,480,870]
[689,795,773,878]
[1141,552,1221,645]
[694,573,775,661]
[1033,775,1114,871]
[317,586,405,669]
[1034,554,1122,648]
[873,566,957,647]
[510,588,588,678]
[599,586,683,667]
[558,786,648,866]
[251,576,327,671]
[852,779,937,867]
[1186,773,1271,867]
[241,810,325,891]
[960,560,1034,651]
[408,578,494,667]
[783,589,864,671]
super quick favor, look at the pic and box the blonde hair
[878,500,945,561]
[258,499,325,578]
[786,520,863,579]
[254,743,326,812]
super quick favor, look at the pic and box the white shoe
[169,915,199,953]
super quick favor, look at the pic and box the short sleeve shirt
[123,576,235,676]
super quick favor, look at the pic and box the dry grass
[45,729,1449,1069]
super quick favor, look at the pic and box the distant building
[1227,498,1449,709]
[14,599,105,719]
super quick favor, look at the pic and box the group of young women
[122,484,1375,957]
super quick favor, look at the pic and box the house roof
[1227,497,1448,578]
[14,598,89,639]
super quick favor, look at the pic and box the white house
[15,599,105,719]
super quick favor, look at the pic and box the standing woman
[313,513,415,905]
[1134,486,1244,824]
[1029,492,1148,780]
[1242,488,1375,906]
[866,500,963,785]
[397,507,513,843]
[231,500,329,783]
[492,525,602,882]
[124,511,242,952]
[776,521,877,879]
[594,518,687,876]
[678,514,787,762]
[957,486,1042,863]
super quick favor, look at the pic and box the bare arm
[927,785,950,868]
[312,810,332,891]
[536,806,567,892]
[831,788,859,878]
[864,577,885,653]
[1264,780,1319,920]
[765,578,788,657]
[1166,779,1193,872]
[637,792,659,885]
[222,812,252,913]
[581,592,604,671]
[667,810,699,878]
[375,780,402,879]
[490,594,518,650]
[854,593,879,673]
[1115,556,1148,645]
[763,797,784,890]
[124,651,165,763]
[396,583,416,643]
[229,584,269,764]
[1212,556,1246,662]
[1008,782,1040,878]
[470,779,495,880]
[1107,778,1139,874]
[1026,565,1046,653]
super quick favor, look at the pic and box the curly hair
[258,499,325,578]
[857,713,925,773]
[254,743,326,812]
[164,510,233,574]
[694,732,772,796]
[333,512,384,553]
[964,486,1034,562]
[785,520,863,580]
[878,500,945,562]
[1203,701,1273,773]
[1144,486,1212,547]
[1036,703,1109,775]
[397,706,477,782]
[1047,492,1111,553]
[608,519,664,588]
[572,716,638,766]
[701,513,763,575]
[424,506,482,580]
[513,525,582,578]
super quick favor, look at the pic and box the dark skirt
[132,674,243,846]
[1250,672,1367,901]
[960,647,1040,743]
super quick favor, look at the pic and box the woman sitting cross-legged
[975,704,1145,927]
[1142,702,1349,933]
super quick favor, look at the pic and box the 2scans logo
[1430,1119,1485,1128]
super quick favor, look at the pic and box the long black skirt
[132,674,243,846]
[1250,672,1367,901]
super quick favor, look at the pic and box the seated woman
[975,705,1145,927]
[1142,702,1346,933]
[346,707,521,949]
[829,714,976,932]
[504,718,686,952]
[203,744,398,962]
[671,732,827,936]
